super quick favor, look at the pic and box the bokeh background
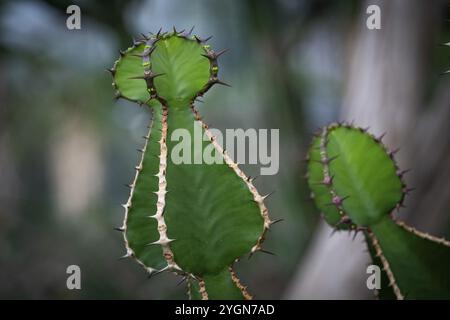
[0,0,449,299]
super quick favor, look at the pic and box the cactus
[109,28,272,300]
[306,123,450,299]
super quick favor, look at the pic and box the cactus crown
[306,123,450,299]
[109,28,272,300]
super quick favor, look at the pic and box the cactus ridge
[110,28,272,299]
[307,122,450,299]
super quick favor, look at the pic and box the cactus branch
[306,123,450,299]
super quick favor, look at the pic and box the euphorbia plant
[109,28,272,300]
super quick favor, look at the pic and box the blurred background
[0,0,449,299]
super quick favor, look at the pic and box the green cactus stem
[110,28,272,300]
[306,123,450,299]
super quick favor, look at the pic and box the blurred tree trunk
[286,0,449,299]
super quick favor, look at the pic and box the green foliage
[110,29,271,300]
[306,123,450,299]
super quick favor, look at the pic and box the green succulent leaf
[112,44,149,103]
[326,126,403,226]
[151,36,210,103]
[122,102,166,271]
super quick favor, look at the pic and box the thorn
[195,97,204,103]
[404,187,416,194]
[172,25,177,34]
[143,45,157,56]
[124,183,133,189]
[187,26,195,35]
[215,48,229,58]
[259,249,275,256]
[323,155,338,164]
[201,53,214,60]
[145,238,175,246]
[137,148,144,153]
[157,266,169,275]
[176,277,187,287]
[203,35,213,42]
[329,228,339,237]
[114,227,124,232]
[148,267,167,278]
[118,252,132,260]
[146,72,165,79]
[440,42,450,47]
[127,75,146,80]
[396,203,406,212]
[389,148,400,157]
[156,28,162,37]
[262,191,275,200]
[106,68,115,75]
[119,49,126,57]
[376,132,386,142]
[330,195,349,206]
[212,79,231,87]
[397,168,411,177]
[270,218,284,226]
[334,216,352,229]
